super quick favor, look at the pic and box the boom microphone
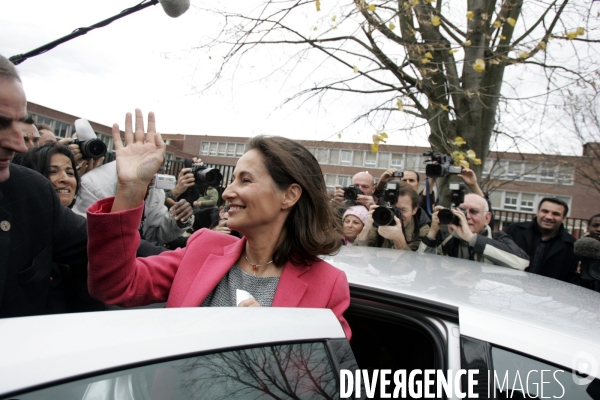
[574,237,600,281]
[158,0,191,18]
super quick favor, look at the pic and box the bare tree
[194,0,599,182]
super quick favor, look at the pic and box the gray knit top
[201,264,280,307]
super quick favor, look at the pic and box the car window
[491,346,600,399]
[6,342,339,400]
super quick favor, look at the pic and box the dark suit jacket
[87,197,352,339]
[0,164,88,317]
[505,219,577,282]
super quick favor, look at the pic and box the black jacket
[505,219,577,282]
[0,164,88,317]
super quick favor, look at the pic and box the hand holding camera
[170,167,195,199]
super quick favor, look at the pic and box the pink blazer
[87,198,351,339]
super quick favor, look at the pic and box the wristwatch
[176,214,195,229]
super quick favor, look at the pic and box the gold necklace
[245,256,274,276]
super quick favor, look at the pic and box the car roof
[327,246,600,377]
[0,307,345,397]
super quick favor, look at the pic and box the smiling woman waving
[86,109,351,338]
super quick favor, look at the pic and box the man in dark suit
[505,197,577,283]
[0,54,88,317]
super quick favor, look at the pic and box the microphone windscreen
[74,119,97,141]
[574,237,600,259]
[158,0,190,18]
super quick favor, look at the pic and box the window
[217,143,226,156]
[540,163,556,183]
[488,190,502,210]
[490,161,506,179]
[504,192,518,210]
[482,159,494,178]
[520,193,535,212]
[235,143,245,157]
[353,151,364,167]
[341,150,352,166]
[365,152,377,168]
[325,174,336,185]
[226,143,236,157]
[507,161,523,180]
[391,154,403,168]
[377,152,390,169]
[99,133,114,153]
[316,148,329,164]
[337,175,351,187]
[201,142,209,155]
[329,149,340,165]
[405,154,420,172]
[16,343,339,400]
[491,346,599,399]
[209,142,217,156]
[558,165,575,185]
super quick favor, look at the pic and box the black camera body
[183,159,223,187]
[423,151,462,178]
[372,181,402,227]
[343,185,363,201]
[437,183,466,226]
[71,138,107,160]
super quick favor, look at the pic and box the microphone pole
[10,0,159,65]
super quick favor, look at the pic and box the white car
[1,247,599,399]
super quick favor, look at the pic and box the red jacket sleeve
[86,197,185,307]
[327,270,352,340]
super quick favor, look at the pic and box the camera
[149,174,177,191]
[183,159,223,187]
[372,181,402,227]
[437,183,466,225]
[423,151,462,178]
[392,171,404,178]
[72,119,107,159]
[343,185,363,201]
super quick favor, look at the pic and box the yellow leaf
[449,49,458,54]
[459,159,471,169]
[313,26,318,31]
[473,58,485,73]
[337,133,342,139]
[466,149,476,159]
[425,52,434,59]
[473,158,482,165]
[499,35,506,40]
[576,27,585,36]
[518,51,529,59]
[431,15,441,27]
[440,104,448,111]
[548,34,554,40]
[332,25,338,29]
[567,31,578,40]
[506,17,516,27]
[353,65,359,73]
[421,58,430,64]
[389,22,396,30]
[397,100,403,110]
[451,151,465,161]
[537,41,547,50]
[466,11,474,20]
[316,0,321,11]
[453,136,467,146]
[493,20,501,28]
[371,143,379,153]
[332,15,337,22]
[425,0,435,3]
[411,0,419,6]
[463,40,472,46]
[379,132,388,139]
[367,3,376,12]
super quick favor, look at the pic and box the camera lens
[82,139,107,159]
[343,188,357,201]
[437,209,455,225]
[373,207,396,227]
[197,168,223,186]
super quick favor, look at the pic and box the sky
[2,0,417,146]
[1,1,597,153]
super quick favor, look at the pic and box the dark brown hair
[394,181,420,210]
[246,135,342,267]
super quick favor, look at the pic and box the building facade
[165,135,600,221]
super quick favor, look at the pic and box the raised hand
[113,109,165,186]
[110,109,166,213]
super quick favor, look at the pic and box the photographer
[355,182,429,251]
[331,171,377,209]
[193,185,219,209]
[418,194,529,270]
[375,168,431,226]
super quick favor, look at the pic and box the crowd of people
[0,51,598,335]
